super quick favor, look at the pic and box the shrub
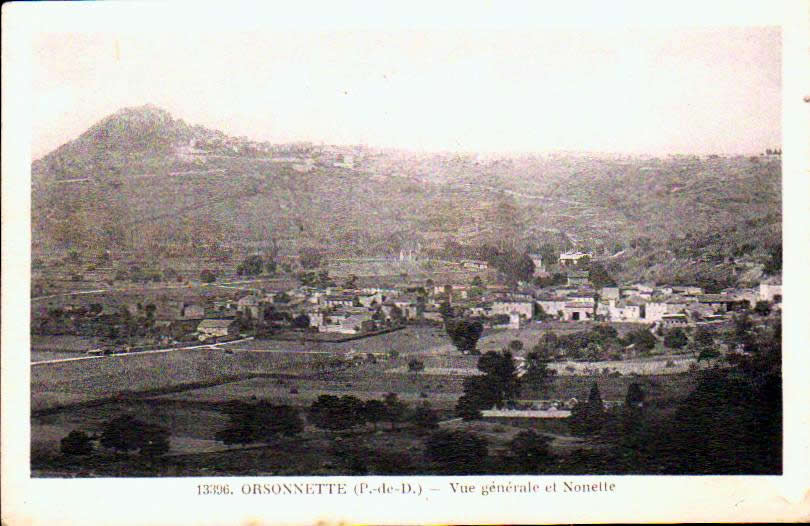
[60,430,94,456]
[424,430,488,473]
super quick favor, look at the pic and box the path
[30,337,254,366]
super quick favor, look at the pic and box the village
[31,249,782,355]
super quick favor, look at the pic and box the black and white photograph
[3,1,809,524]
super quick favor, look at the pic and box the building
[197,319,238,339]
[601,287,620,301]
[566,270,590,287]
[491,299,534,320]
[323,294,356,308]
[461,259,489,271]
[759,281,782,303]
[536,297,567,319]
[558,251,592,267]
[528,253,546,276]
[563,302,594,321]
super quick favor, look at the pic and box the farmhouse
[461,259,489,270]
[491,299,534,319]
[536,296,567,319]
[563,302,594,321]
[528,253,546,276]
[566,270,590,286]
[759,281,782,303]
[197,318,238,339]
[558,251,591,267]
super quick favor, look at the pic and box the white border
[3,1,809,524]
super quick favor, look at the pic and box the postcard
[2,1,809,524]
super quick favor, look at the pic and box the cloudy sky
[32,24,781,158]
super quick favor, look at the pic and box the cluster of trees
[298,270,335,288]
[60,415,170,458]
[531,325,656,362]
[444,319,484,354]
[236,254,277,277]
[308,393,438,433]
[424,428,552,474]
[456,350,521,419]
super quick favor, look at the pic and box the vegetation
[60,430,94,456]
[444,319,484,354]
[424,430,488,474]
[216,401,303,445]
[100,415,170,457]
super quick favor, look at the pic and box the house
[601,287,620,301]
[319,310,374,334]
[323,294,356,308]
[197,319,238,339]
[491,299,534,320]
[563,302,594,321]
[528,253,546,276]
[759,281,782,303]
[461,259,489,271]
[607,301,641,322]
[696,294,737,312]
[237,295,263,319]
[393,296,420,320]
[536,297,567,319]
[659,313,688,327]
[566,270,590,286]
[558,251,592,267]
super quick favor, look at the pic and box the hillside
[31,105,782,286]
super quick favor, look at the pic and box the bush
[60,430,94,456]
[424,430,488,473]
[100,415,170,456]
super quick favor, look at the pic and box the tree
[663,327,688,350]
[625,382,645,410]
[569,383,605,435]
[410,402,440,432]
[299,247,323,269]
[60,430,94,456]
[383,392,407,431]
[216,401,304,445]
[408,358,425,378]
[455,393,484,421]
[344,274,358,289]
[471,275,483,287]
[445,319,484,354]
[524,350,557,396]
[200,269,216,283]
[587,261,616,289]
[264,259,278,275]
[100,415,144,453]
[508,339,524,353]
[237,255,264,276]
[691,326,716,359]
[424,430,488,474]
[362,399,387,431]
[309,395,365,432]
[476,350,521,406]
[139,424,171,458]
[508,430,552,471]
[100,415,170,456]
[291,313,311,329]
[624,328,656,352]
[753,301,772,317]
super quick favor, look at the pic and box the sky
[32,26,781,158]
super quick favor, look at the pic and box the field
[31,325,700,476]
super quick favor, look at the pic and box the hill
[31,105,782,286]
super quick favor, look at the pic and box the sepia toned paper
[3,1,809,524]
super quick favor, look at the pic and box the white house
[759,282,782,303]
[197,319,237,339]
[491,299,534,319]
